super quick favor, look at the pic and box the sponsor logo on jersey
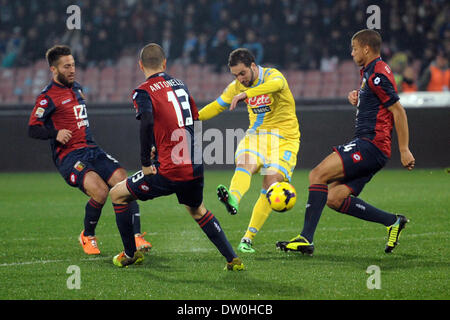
[351,151,363,163]
[251,106,271,114]
[139,183,150,192]
[70,172,77,185]
[246,94,272,108]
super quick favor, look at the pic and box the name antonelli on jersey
[148,77,185,92]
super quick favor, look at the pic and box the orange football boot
[135,232,152,252]
[79,230,101,255]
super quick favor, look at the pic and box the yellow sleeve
[245,69,286,99]
[198,81,237,120]
[198,100,226,120]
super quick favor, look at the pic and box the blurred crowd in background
[0,0,449,103]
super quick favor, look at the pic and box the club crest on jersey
[35,107,45,118]
[73,161,85,172]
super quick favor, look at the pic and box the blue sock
[301,184,328,243]
[196,211,237,262]
[128,201,141,235]
[338,197,397,226]
[83,198,104,236]
[113,203,136,257]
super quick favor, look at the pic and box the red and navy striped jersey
[356,57,399,158]
[132,72,202,181]
[28,80,96,163]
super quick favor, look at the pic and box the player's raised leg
[187,203,244,271]
[217,152,258,215]
[110,179,144,267]
[108,168,152,252]
[79,171,110,255]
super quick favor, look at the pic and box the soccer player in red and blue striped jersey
[277,29,415,255]
[28,45,151,255]
[110,43,243,270]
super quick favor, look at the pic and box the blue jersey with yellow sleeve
[199,66,300,141]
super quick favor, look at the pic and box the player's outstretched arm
[388,101,415,170]
[198,100,227,120]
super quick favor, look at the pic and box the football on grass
[266,182,297,212]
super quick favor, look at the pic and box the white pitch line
[1,231,447,268]
[0,256,110,267]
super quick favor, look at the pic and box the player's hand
[400,149,415,170]
[230,92,247,111]
[56,129,72,144]
[348,90,358,106]
[142,165,157,176]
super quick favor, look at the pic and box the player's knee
[309,166,325,184]
[326,196,343,210]
[91,186,109,204]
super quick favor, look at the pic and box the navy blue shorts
[126,171,204,208]
[56,147,122,192]
[333,138,388,196]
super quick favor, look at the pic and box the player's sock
[337,196,397,226]
[83,198,104,236]
[128,200,141,235]
[300,184,328,243]
[243,189,272,241]
[229,167,252,203]
[196,210,237,262]
[113,203,137,258]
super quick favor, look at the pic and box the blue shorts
[56,147,122,192]
[126,171,204,208]
[333,138,387,196]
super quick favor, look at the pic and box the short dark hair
[139,43,166,69]
[228,48,255,68]
[46,45,72,67]
[351,29,382,53]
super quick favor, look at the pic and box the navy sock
[83,198,104,236]
[128,201,141,235]
[338,197,397,226]
[196,211,237,262]
[113,203,136,257]
[301,184,328,243]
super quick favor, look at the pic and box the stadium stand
[0,0,448,104]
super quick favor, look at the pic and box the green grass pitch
[0,169,448,300]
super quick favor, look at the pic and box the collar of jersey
[362,56,382,73]
[146,72,166,80]
[249,65,264,88]
[51,79,78,90]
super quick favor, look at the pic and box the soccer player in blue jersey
[277,29,415,255]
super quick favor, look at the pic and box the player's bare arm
[388,101,415,170]
[56,129,72,144]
